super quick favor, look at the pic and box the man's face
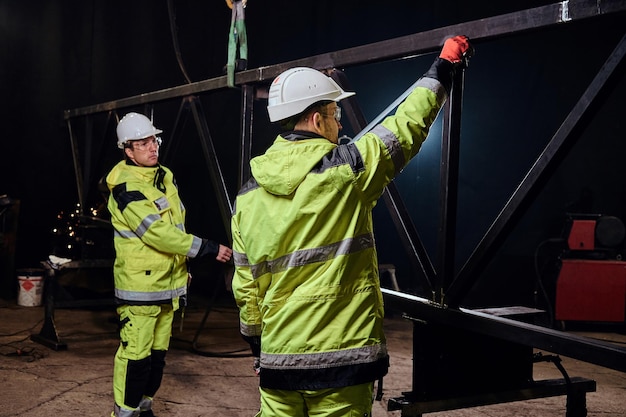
[318,103,342,144]
[125,136,161,167]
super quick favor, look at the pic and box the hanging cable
[533,238,565,328]
[167,0,193,84]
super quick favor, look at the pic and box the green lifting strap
[226,0,248,88]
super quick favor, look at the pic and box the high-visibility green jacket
[232,75,447,390]
[106,161,203,306]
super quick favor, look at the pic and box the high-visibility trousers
[112,304,173,415]
[257,381,373,417]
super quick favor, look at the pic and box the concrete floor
[1,293,625,417]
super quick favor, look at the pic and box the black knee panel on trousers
[145,349,167,397]
[125,356,152,408]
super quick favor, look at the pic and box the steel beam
[63,1,626,118]
[383,288,626,372]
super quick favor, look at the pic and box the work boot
[139,411,156,417]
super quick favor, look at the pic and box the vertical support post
[239,84,254,187]
[30,265,67,350]
[566,389,588,417]
[435,68,465,305]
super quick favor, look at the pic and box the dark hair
[278,101,333,131]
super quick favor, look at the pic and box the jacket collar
[281,130,326,142]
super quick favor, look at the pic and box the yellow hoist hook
[225,0,247,9]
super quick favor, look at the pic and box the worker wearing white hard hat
[106,112,232,417]
[232,36,473,416]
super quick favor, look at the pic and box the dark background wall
[1,1,624,311]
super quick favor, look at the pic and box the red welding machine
[555,214,626,323]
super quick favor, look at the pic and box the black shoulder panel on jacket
[312,142,364,174]
[112,183,147,212]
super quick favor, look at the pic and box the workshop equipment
[555,214,626,323]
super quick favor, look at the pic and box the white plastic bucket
[17,268,45,307]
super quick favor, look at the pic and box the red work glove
[439,35,472,64]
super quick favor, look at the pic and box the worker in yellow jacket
[107,112,232,417]
[232,36,472,416]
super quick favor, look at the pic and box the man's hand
[216,244,233,263]
[439,35,472,64]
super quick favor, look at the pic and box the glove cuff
[423,58,455,94]
[197,239,219,258]
[242,334,261,357]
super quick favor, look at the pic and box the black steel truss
[446,31,626,307]
[64,0,626,119]
[64,0,626,374]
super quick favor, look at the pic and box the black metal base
[30,332,67,351]
[388,377,596,417]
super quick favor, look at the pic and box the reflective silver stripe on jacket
[371,124,404,176]
[115,285,186,302]
[232,251,249,267]
[240,321,262,337]
[187,235,203,258]
[114,222,186,239]
[419,76,447,105]
[153,196,170,211]
[233,233,375,280]
[114,229,137,239]
[261,343,388,370]
[368,76,445,177]
[135,213,161,237]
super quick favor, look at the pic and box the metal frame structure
[64,0,626,382]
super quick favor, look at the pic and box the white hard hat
[267,67,355,123]
[116,112,163,149]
